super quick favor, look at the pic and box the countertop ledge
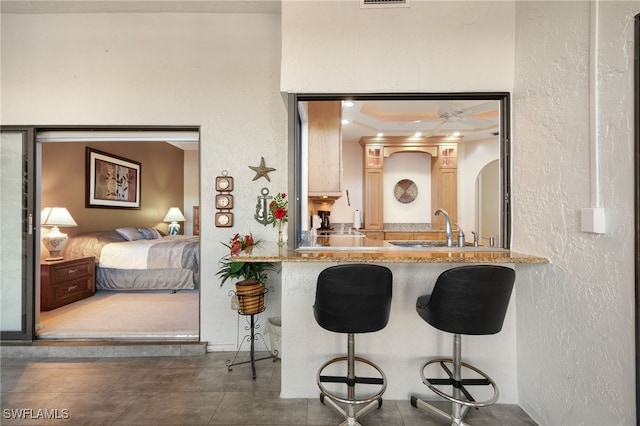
[234,245,549,264]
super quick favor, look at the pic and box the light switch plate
[581,207,606,234]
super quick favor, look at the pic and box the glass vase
[277,222,284,246]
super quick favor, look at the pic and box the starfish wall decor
[249,157,276,182]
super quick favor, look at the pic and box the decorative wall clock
[216,194,234,209]
[215,212,233,227]
[215,170,234,227]
[394,179,418,203]
[216,173,234,191]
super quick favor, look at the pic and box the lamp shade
[163,207,186,222]
[41,207,78,227]
[41,207,77,261]
[164,207,185,235]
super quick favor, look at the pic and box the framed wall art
[86,148,141,209]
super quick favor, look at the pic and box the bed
[64,228,200,291]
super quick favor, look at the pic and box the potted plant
[216,233,277,314]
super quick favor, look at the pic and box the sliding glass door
[1,128,35,341]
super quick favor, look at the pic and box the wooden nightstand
[193,206,200,236]
[40,257,96,311]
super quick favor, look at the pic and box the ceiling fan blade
[428,119,447,136]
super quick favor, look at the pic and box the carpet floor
[38,290,199,340]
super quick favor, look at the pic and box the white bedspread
[99,236,192,270]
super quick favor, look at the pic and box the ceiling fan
[428,101,497,136]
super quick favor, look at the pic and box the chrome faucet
[455,223,465,247]
[471,231,479,247]
[435,208,454,247]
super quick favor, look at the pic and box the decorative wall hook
[255,187,274,226]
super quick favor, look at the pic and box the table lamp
[164,207,186,235]
[41,207,78,261]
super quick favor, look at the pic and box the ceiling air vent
[361,0,409,9]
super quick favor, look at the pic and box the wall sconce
[164,207,186,235]
[41,207,78,261]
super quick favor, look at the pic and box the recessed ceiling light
[342,119,349,124]
[414,132,422,137]
[344,101,355,107]
[377,132,384,137]
[452,132,461,137]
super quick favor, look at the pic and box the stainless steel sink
[387,241,503,251]
[296,239,504,252]
[388,241,450,248]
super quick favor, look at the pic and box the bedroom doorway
[35,127,201,341]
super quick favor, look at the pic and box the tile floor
[1,351,538,425]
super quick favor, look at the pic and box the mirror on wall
[289,93,511,248]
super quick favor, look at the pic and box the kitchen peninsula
[234,239,548,402]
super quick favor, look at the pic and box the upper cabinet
[432,144,458,228]
[359,136,460,231]
[362,143,384,229]
[308,101,343,198]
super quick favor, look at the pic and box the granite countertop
[234,235,549,264]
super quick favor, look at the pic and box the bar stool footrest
[317,355,387,425]
[320,375,385,386]
[419,358,499,408]
[317,356,387,406]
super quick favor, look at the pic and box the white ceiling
[336,99,500,145]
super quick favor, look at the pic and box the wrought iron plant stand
[225,286,278,379]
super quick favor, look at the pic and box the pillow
[115,227,144,241]
[138,227,161,240]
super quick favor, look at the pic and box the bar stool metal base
[411,335,499,425]
[317,334,387,426]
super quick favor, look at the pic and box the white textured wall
[0,12,287,349]
[1,1,638,423]
[281,1,516,92]
[383,152,432,223]
[513,2,637,425]
[458,136,500,238]
[283,1,637,425]
[280,261,518,402]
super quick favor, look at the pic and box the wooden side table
[40,257,96,311]
[193,206,200,236]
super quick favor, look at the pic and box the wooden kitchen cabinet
[439,145,457,168]
[41,257,95,311]
[362,231,384,240]
[431,144,458,228]
[308,101,342,197]
[363,169,384,229]
[366,145,383,168]
[384,232,412,240]
[359,136,459,233]
[414,231,446,240]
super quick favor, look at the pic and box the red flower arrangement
[269,192,288,227]
[216,233,276,287]
[229,233,253,255]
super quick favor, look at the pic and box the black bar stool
[313,264,393,426]
[410,265,515,426]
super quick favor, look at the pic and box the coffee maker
[318,210,331,230]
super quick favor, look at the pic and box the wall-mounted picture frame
[86,148,141,209]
